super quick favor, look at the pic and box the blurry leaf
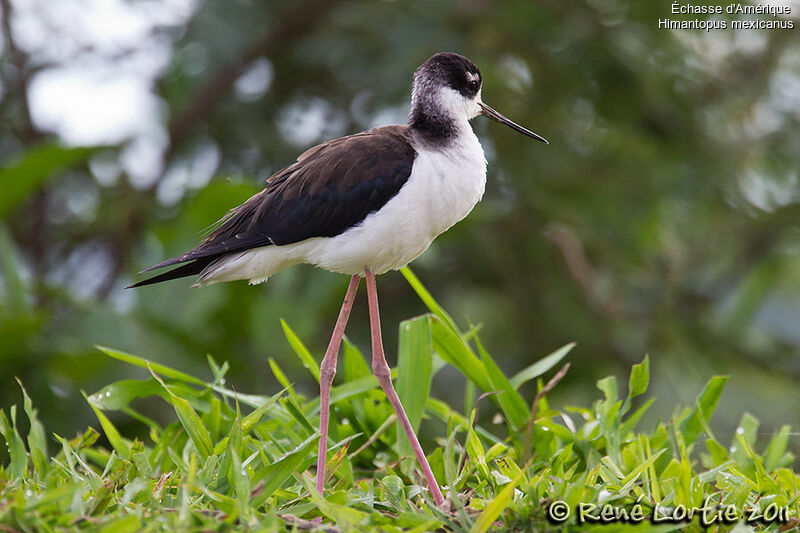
[22,485,80,512]
[83,392,130,458]
[595,376,620,426]
[214,393,279,421]
[763,425,791,471]
[300,472,368,526]
[474,334,528,431]
[723,259,782,333]
[206,354,229,384]
[466,412,489,480]
[381,474,405,500]
[396,316,433,454]
[17,379,47,477]
[89,379,164,410]
[149,368,213,459]
[88,378,208,412]
[282,398,314,434]
[621,355,650,420]
[736,432,781,494]
[509,342,575,390]
[730,412,759,465]
[486,441,507,463]
[494,456,526,485]
[0,142,94,218]
[678,376,728,446]
[620,398,656,436]
[400,267,460,332]
[250,434,318,507]
[597,376,618,405]
[339,340,370,442]
[430,316,490,392]
[267,357,291,390]
[464,380,476,419]
[342,337,369,382]
[469,470,524,533]
[628,354,649,399]
[396,513,440,532]
[738,412,759,449]
[0,223,27,314]
[307,371,395,414]
[640,434,661,501]
[426,398,501,445]
[241,389,285,434]
[96,346,205,385]
[0,406,28,478]
[229,447,250,510]
[324,439,351,486]
[97,514,141,533]
[599,455,625,482]
[705,438,729,465]
[267,357,303,406]
[619,448,665,492]
[280,319,320,383]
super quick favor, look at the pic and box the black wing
[130,125,416,287]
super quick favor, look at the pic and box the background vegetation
[2,281,797,530]
[1,0,799,484]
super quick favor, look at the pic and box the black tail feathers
[127,256,218,288]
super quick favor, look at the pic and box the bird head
[411,52,548,144]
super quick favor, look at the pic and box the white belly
[198,130,487,285]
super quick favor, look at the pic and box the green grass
[1,267,798,532]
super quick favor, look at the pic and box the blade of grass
[474,334,529,431]
[400,266,460,333]
[250,434,319,507]
[342,337,370,381]
[469,470,525,533]
[83,391,130,459]
[466,411,489,480]
[509,342,575,390]
[280,319,320,383]
[430,316,490,391]
[17,379,48,477]
[0,407,28,478]
[522,363,571,462]
[148,365,213,459]
[396,315,433,454]
[678,375,728,446]
[96,346,205,385]
[628,354,650,398]
[305,371,396,414]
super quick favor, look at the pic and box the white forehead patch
[466,71,480,82]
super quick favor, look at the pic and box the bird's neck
[408,96,469,147]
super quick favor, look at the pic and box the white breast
[198,128,487,285]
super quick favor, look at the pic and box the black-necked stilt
[131,52,547,506]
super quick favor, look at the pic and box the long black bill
[479,102,548,144]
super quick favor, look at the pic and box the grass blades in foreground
[0,268,797,531]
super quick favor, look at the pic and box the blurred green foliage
[0,0,799,448]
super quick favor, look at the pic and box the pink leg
[316,274,361,494]
[364,269,445,506]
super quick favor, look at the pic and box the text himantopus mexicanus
[131,52,547,506]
